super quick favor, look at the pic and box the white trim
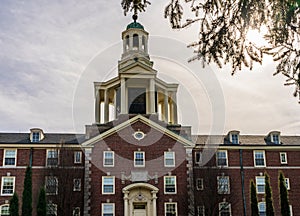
[216,150,228,167]
[217,175,230,194]
[3,149,17,167]
[164,202,177,216]
[102,203,115,216]
[253,150,266,167]
[196,178,203,190]
[1,176,15,196]
[164,151,175,167]
[134,151,145,167]
[74,151,82,164]
[103,151,114,167]
[102,176,115,195]
[285,178,290,190]
[0,204,10,215]
[164,176,177,194]
[256,176,265,194]
[289,205,293,216]
[258,202,266,215]
[45,176,58,195]
[73,178,81,191]
[280,152,288,164]
[218,202,232,216]
[46,149,59,167]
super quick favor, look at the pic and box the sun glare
[246,26,268,47]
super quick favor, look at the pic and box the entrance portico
[122,183,159,216]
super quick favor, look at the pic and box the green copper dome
[126,22,144,30]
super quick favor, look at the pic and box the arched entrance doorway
[122,183,159,216]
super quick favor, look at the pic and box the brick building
[0,20,299,216]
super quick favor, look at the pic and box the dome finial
[132,14,138,23]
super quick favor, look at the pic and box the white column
[172,92,178,124]
[95,90,100,123]
[121,78,126,114]
[104,89,109,122]
[152,191,157,216]
[164,90,169,123]
[149,79,155,113]
[139,35,143,51]
[124,191,129,216]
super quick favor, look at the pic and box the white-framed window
[165,202,177,216]
[74,151,82,164]
[45,176,58,195]
[164,152,175,167]
[280,152,287,164]
[256,176,265,194]
[254,150,266,167]
[216,150,228,167]
[231,134,239,144]
[0,204,9,215]
[196,178,203,190]
[134,151,145,167]
[271,134,280,144]
[1,177,15,196]
[164,176,176,194]
[47,202,57,216]
[103,151,114,167]
[289,205,293,216]
[258,202,266,216]
[197,205,205,216]
[32,132,40,142]
[195,152,202,165]
[102,176,115,194]
[73,178,81,191]
[46,149,59,167]
[219,202,231,216]
[3,149,17,166]
[72,207,80,216]
[217,176,230,194]
[285,178,290,190]
[102,203,114,216]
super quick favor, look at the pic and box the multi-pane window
[219,202,231,216]
[280,152,287,164]
[74,151,82,164]
[102,203,114,216]
[256,176,265,194]
[258,202,266,216]
[164,152,175,167]
[3,149,17,166]
[197,205,205,216]
[47,203,57,216]
[47,150,59,167]
[1,177,15,196]
[45,176,58,195]
[216,150,228,167]
[165,202,177,216]
[164,176,176,194]
[103,151,114,167]
[73,179,81,191]
[272,134,280,144]
[134,152,145,167]
[285,178,290,190]
[102,176,115,194]
[254,150,266,167]
[196,178,203,190]
[0,205,9,216]
[32,132,40,142]
[217,176,230,194]
[72,207,80,216]
[231,134,239,144]
[195,152,202,165]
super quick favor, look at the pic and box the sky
[0,1,299,135]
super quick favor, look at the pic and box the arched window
[133,34,139,50]
[219,202,231,216]
[125,35,130,50]
[0,205,9,216]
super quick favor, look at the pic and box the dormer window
[268,131,281,144]
[30,128,44,143]
[228,131,240,144]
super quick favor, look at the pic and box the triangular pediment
[119,61,157,76]
[81,115,194,147]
